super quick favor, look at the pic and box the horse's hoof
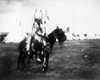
[42,69,45,72]
[42,68,47,72]
[27,71,31,74]
[16,69,20,72]
[42,68,44,71]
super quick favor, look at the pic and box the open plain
[0,39,100,80]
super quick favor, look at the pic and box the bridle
[53,29,66,45]
[53,30,59,40]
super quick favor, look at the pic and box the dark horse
[17,26,66,71]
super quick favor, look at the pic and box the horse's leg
[17,54,21,71]
[43,50,49,71]
[27,54,31,64]
[27,51,35,64]
[40,50,43,62]
[17,52,24,71]
[22,53,26,70]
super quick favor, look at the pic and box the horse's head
[53,26,66,44]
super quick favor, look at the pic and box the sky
[0,0,100,34]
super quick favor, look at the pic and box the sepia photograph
[0,0,100,80]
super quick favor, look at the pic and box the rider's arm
[35,31,43,37]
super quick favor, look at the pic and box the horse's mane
[46,29,56,48]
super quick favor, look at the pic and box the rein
[53,30,57,40]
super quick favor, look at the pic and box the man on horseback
[26,9,47,63]
[17,9,66,71]
[32,9,46,44]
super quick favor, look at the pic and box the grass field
[0,39,100,80]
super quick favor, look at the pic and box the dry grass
[0,40,100,80]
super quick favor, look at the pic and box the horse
[17,26,66,71]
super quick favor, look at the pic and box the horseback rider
[26,9,50,62]
[32,9,46,45]
[31,9,47,62]
[25,9,44,53]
